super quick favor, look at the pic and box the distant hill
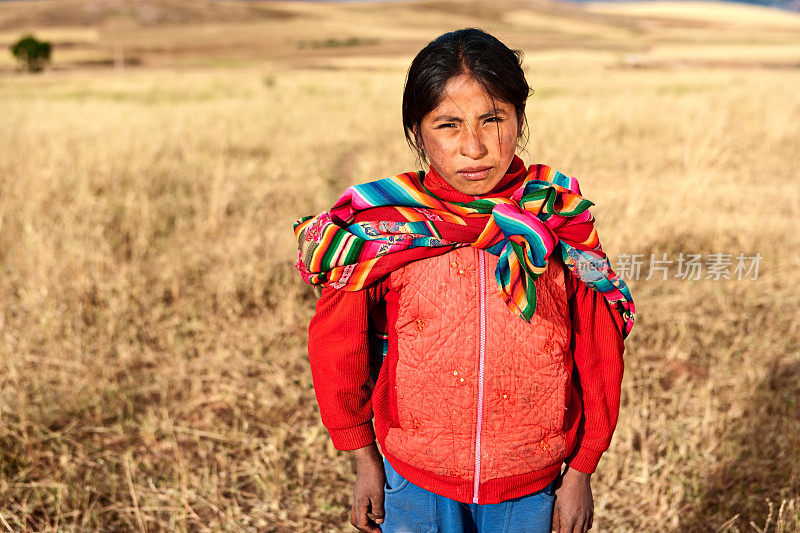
[569,0,799,11]
[0,0,298,30]
[1,0,797,72]
[0,0,797,9]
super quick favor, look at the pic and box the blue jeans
[381,456,556,533]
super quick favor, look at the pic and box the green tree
[11,35,52,72]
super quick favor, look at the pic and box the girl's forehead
[441,74,489,99]
[430,76,515,115]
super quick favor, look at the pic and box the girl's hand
[552,467,593,533]
[350,443,386,532]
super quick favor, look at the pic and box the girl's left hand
[552,467,593,532]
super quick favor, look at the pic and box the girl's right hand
[351,443,386,532]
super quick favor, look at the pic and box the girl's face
[418,74,522,196]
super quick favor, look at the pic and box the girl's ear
[413,124,426,155]
[517,106,526,138]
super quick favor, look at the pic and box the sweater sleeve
[563,266,626,474]
[307,281,389,451]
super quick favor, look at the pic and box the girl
[294,28,635,533]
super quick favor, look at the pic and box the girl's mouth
[458,167,493,180]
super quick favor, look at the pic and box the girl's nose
[460,127,488,159]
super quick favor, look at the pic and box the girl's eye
[485,116,502,124]
[436,123,457,129]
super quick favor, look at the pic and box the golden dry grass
[1,0,799,531]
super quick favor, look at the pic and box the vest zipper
[473,249,487,504]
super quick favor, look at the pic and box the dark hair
[402,28,531,163]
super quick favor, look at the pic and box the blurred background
[1,0,799,530]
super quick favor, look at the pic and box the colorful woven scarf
[293,161,635,339]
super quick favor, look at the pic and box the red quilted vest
[377,245,571,504]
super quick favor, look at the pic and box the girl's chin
[454,182,498,196]
[450,174,504,196]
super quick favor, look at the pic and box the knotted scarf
[293,158,635,339]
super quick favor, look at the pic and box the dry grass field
[1,0,799,531]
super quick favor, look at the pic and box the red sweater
[306,164,626,494]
